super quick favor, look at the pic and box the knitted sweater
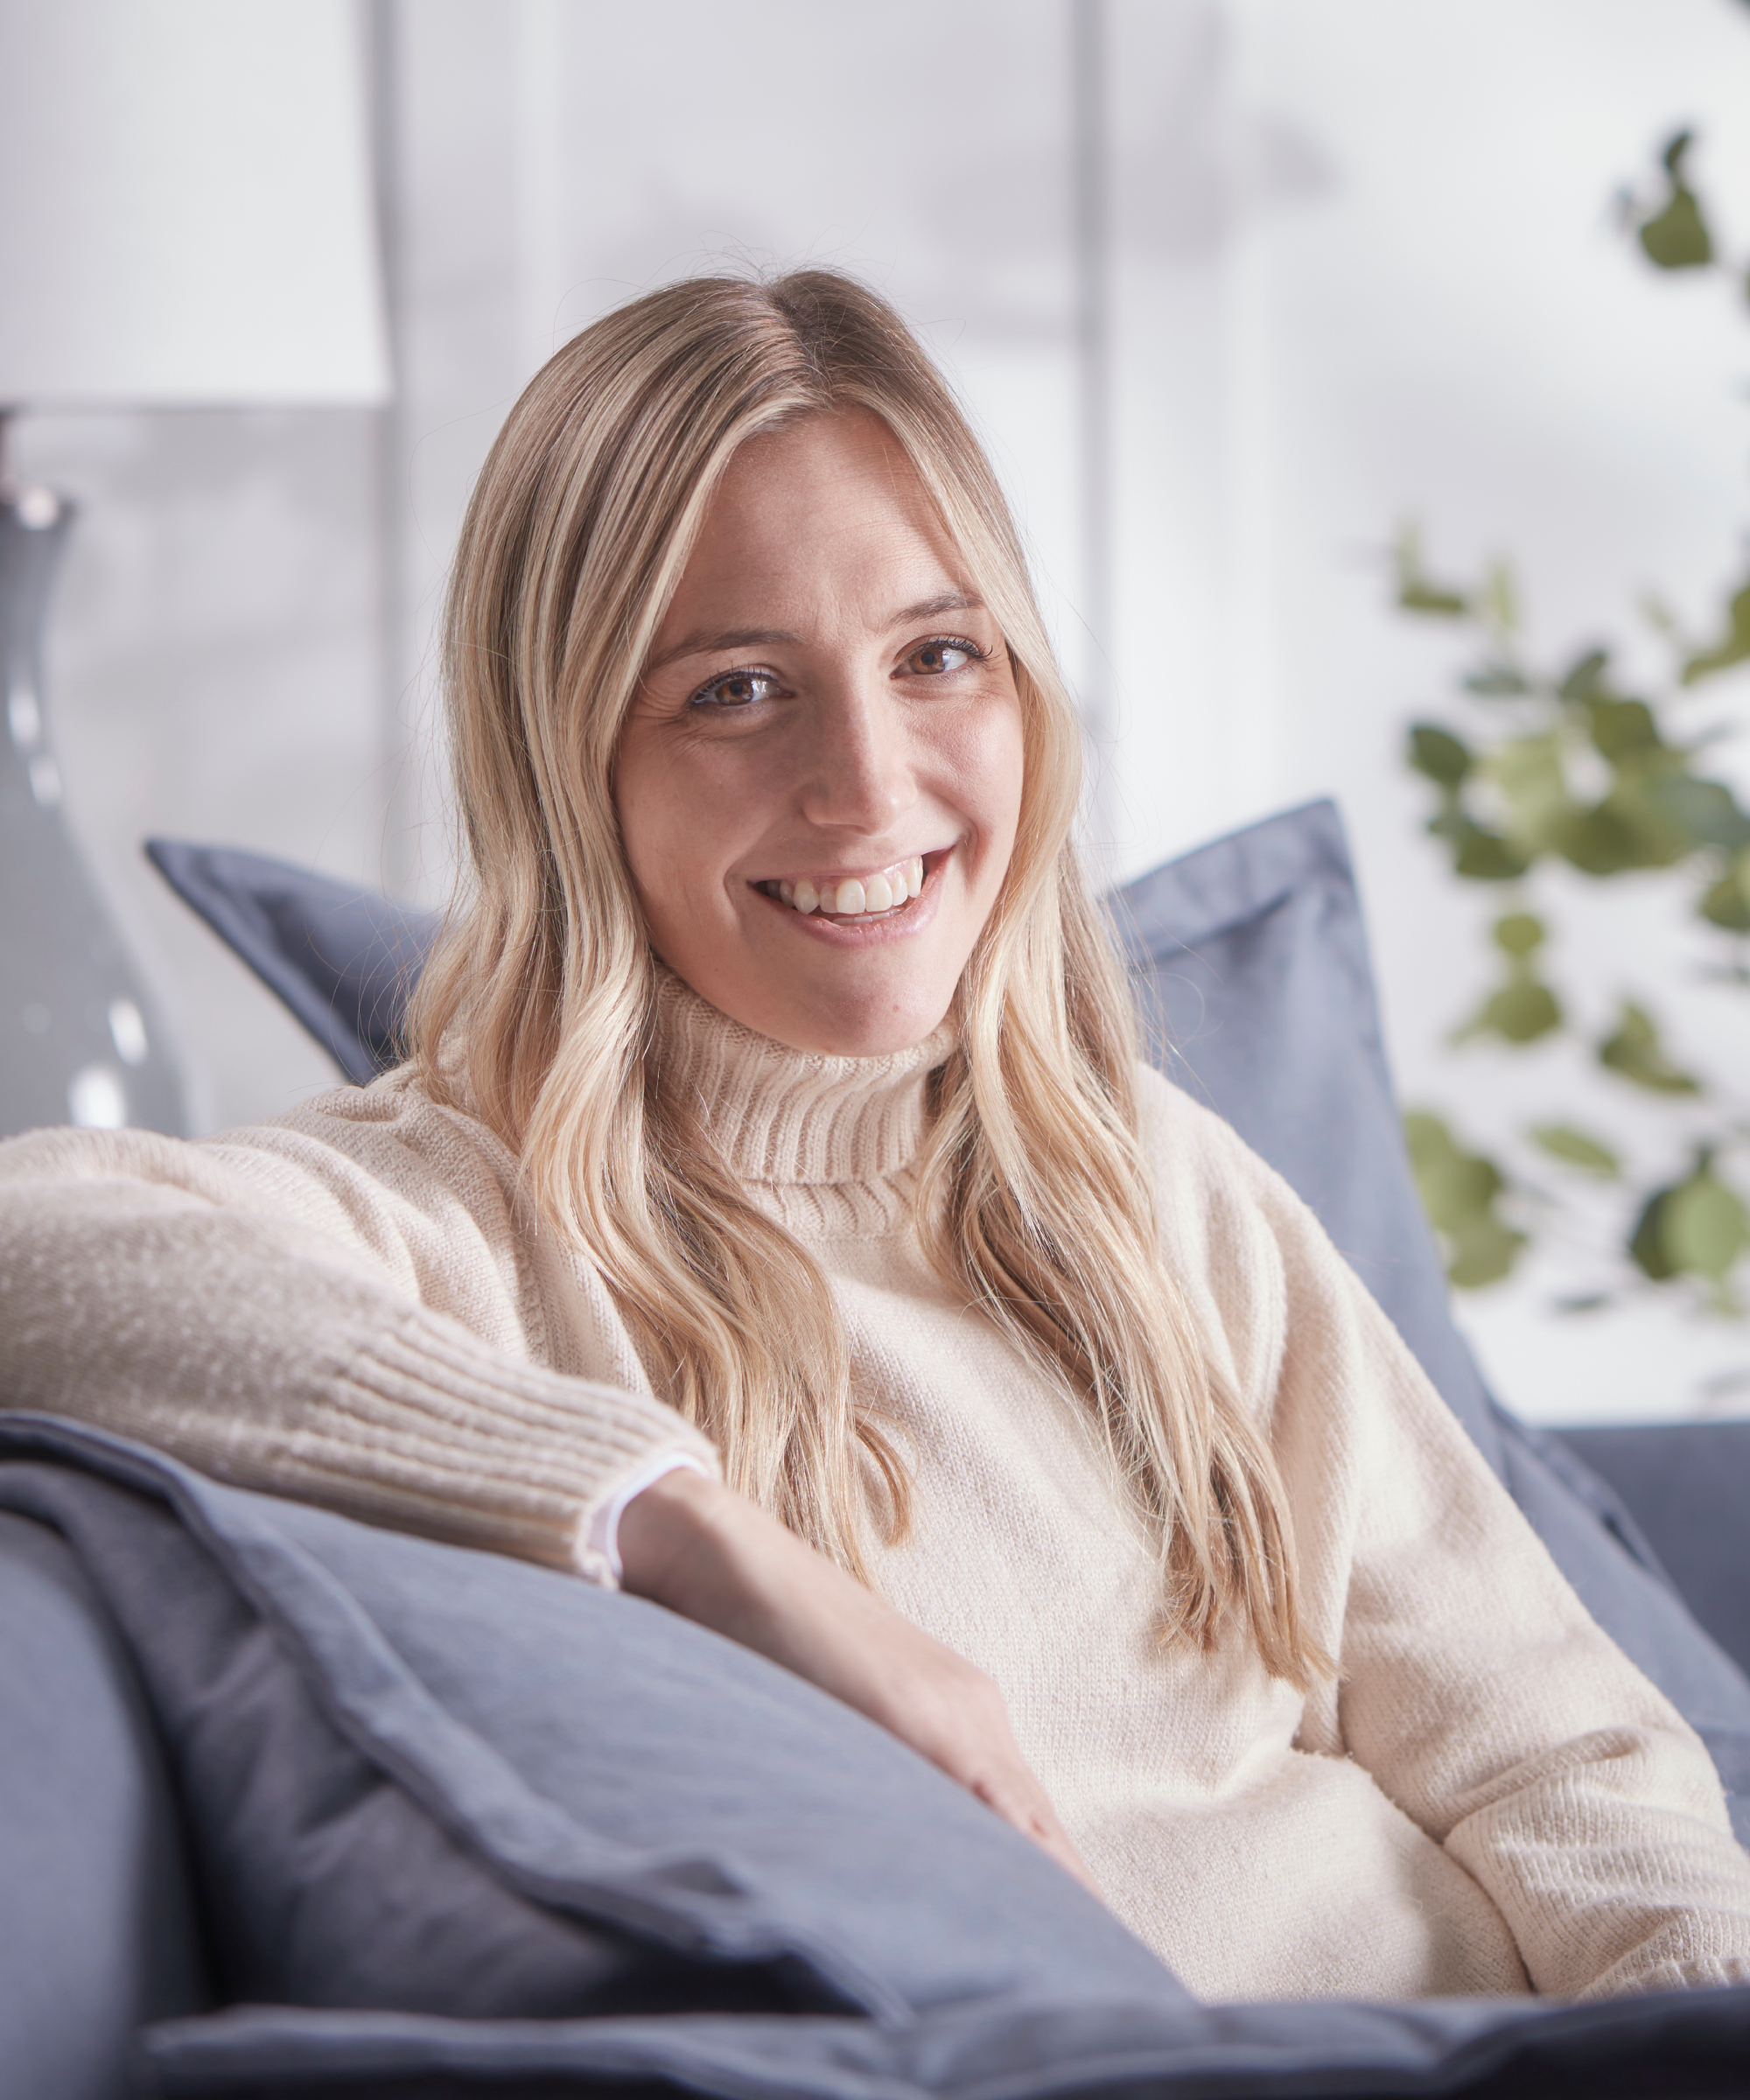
[3,975,1749,2003]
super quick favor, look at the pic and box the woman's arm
[618,1466,1098,1893]
[0,1096,1090,1889]
[1320,1269,1750,1998]
[1165,1082,1750,1998]
[0,1093,717,1573]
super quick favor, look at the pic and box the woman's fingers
[969,1772,1097,1889]
[911,1681,1103,1897]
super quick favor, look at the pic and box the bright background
[15,0,1750,1424]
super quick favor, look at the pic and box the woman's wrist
[616,1465,746,1614]
[616,1468,828,1661]
[582,1452,712,1584]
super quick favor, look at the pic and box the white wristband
[580,1451,712,1584]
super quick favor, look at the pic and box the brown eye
[692,668,778,709]
[903,639,977,676]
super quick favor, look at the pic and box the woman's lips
[755,851,930,921]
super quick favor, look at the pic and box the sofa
[7,799,1750,2098]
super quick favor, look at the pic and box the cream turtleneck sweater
[3,975,1750,2003]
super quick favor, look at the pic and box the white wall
[17,0,1750,1419]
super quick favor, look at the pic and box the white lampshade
[0,0,389,408]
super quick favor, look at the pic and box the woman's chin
[709,977,955,1060]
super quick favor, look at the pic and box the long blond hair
[409,270,1320,1685]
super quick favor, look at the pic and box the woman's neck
[650,966,954,1193]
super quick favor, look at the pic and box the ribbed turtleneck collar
[651,967,955,1194]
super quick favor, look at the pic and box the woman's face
[614,410,1026,1057]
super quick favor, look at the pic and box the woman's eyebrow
[887,590,984,626]
[646,626,799,672]
[646,593,986,674]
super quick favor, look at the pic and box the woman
[4,270,1749,2003]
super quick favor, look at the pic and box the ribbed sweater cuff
[282,1310,720,1580]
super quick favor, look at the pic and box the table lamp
[0,0,390,1139]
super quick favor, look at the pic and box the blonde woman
[4,270,1749,2004]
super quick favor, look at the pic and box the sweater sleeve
[0,1077,718,1581]
[1138,1069,1750,1999]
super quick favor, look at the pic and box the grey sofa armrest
[1559,1423,1750,1685]
[0,1510,212,2097]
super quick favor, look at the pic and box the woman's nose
[797,686,916,834]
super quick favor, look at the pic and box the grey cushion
[1563,1421,1750,1683]
[1111,801,1750,1824]
[130,1988,1750,2099]
[8,1413,1750,2099]
[0,1416,1183,2028]
[0,1510,211,2100]
[143,839,438,1086]
[1115,799,1504,1471]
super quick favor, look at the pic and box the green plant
[1398,120,1750,1315]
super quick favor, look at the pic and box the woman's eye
[902,638,980,676]
[690,668,779,710]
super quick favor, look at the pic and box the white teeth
[769,855,929,918]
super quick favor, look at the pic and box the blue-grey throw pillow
[0,1416,1181,2033]
[144,839,439,1086]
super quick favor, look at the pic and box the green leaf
[1404,1112,1501,1218]
[1630,1188,1678,1279]
[1644,772,1750,853]
[1463,662,1532,697]
[1400,578,1471,618]
[1664,1163,1749,1282]
[1490,732,1573,852]
[1584,696,1662,762]
[1529,1124,1620,1175]
[1403,1111,1526,1288]
[1493,912,1545,957]
[1637,130,1714,270]
[1482,560,1520,636]
[1476,978,1563,1044]
[1394,523,1472,618]
[1700,853,1750,931]
[1558,648,1613,702]
[1557,803,1656,875]
[1701,874,1750,930]
[1598,1002,1702,1095]
[1639,186,1713,270]
[1447,1219,1530,1290]
[1681,581,1750,685]
[1408,723,1472,788]
[1451,824,1532,882]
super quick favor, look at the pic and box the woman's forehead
[653,416,977,653]
[705,410,940,540]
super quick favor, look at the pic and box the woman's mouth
[756,853,927,922]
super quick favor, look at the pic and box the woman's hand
[616,1468,1099,1896]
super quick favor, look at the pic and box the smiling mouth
[754,853,929,921]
